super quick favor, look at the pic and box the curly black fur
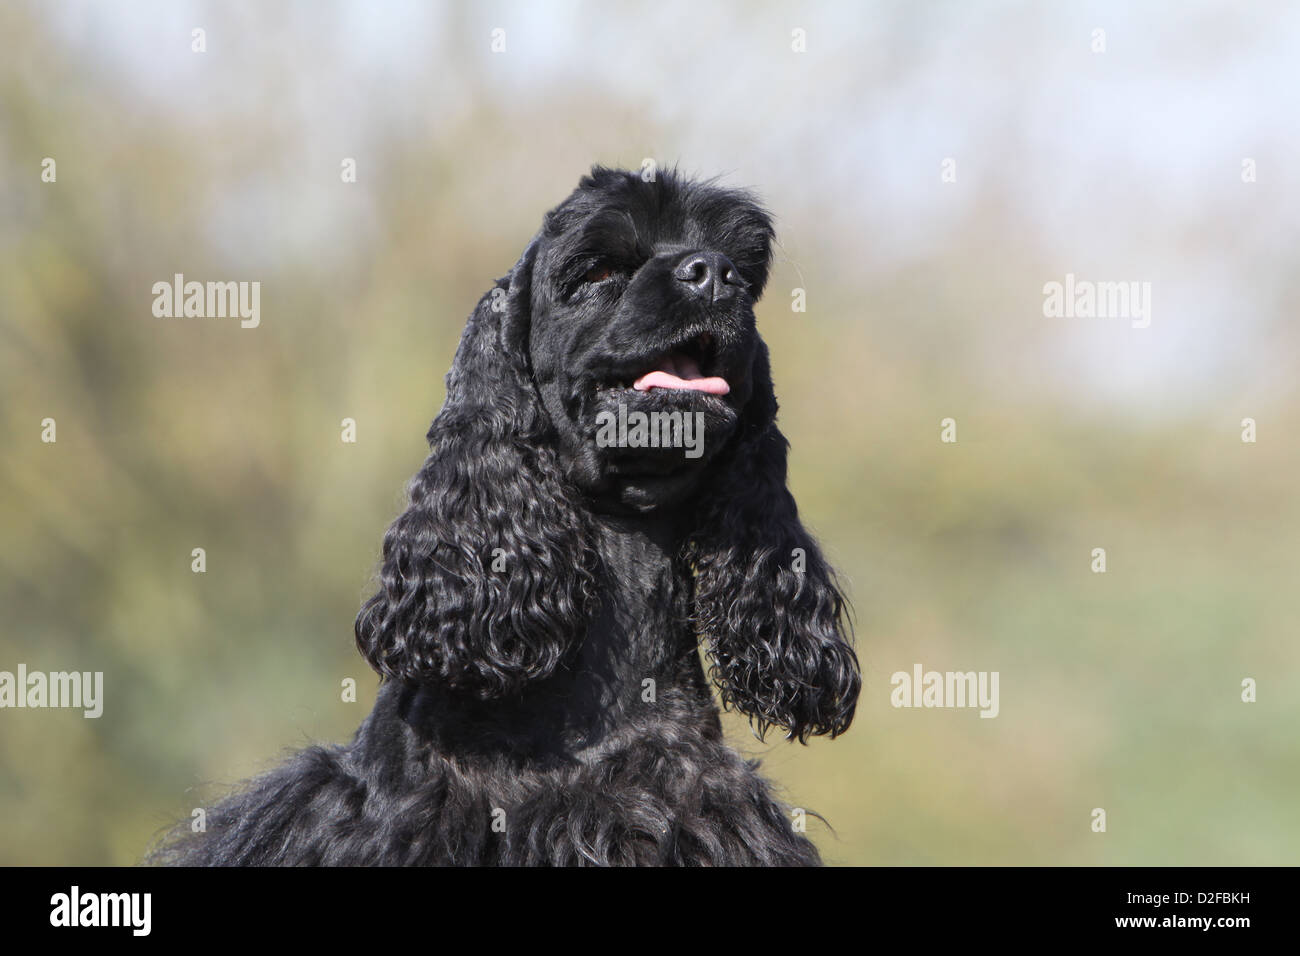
[152,166,860,866]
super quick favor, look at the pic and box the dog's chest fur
[176,518,821,865]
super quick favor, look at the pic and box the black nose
[674,252,743,303]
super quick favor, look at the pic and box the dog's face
[356,166,858,739]
[524,169,774,512]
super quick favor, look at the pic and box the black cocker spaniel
[156,166,860,866]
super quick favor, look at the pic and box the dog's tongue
[633,352,730,395]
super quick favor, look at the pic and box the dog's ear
[355,239,598,697]
[689,342,860,741]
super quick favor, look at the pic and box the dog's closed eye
[581,257,630,284]
[583,262,616,283]
[558,257,628,298]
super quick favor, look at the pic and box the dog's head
[355,166,859,741]
[525,167,771,511]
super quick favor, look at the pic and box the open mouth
[598,332,730,397]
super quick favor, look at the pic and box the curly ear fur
[690,343,861,742]
[354,242,599,697]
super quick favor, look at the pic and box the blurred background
[2,0,1297,866]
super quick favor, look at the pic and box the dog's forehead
[542,172,770,256]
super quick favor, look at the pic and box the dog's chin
[581,385,739,514]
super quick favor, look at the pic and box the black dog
[155,166,860,866]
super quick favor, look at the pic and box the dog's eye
[583,264,615,283]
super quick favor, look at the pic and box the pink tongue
[632,353,730,396]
